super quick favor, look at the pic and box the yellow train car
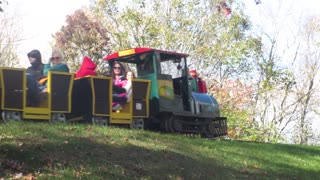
[110,79,151,129]
[71,75,113,125]
[71,75,150,129]
[0,67,74,122]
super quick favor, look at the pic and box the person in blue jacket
[40,50,69,92]
[43,50,69,76]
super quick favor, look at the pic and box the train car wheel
[51,113,67,123]
[92,116,109,126]
[2,111,22,123]
[172,116,183,132]
[131,118,144,130]
[165,116,175,133]
[201,120,216,138]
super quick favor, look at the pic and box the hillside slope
[0,122,319,179]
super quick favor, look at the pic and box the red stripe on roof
[103,47,188,60]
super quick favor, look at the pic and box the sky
[7,0,91,67]
[5,0,320,67]
[244,0,320,50]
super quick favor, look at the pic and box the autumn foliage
[53,9,110,72]
[209,79,265,141]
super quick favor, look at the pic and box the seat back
[48,71,74,112]
[91,76,112,116]
[132,79,151,117]
[0,68,25,110]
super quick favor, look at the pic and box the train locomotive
[104,48,227,138]
[0,47,227,138]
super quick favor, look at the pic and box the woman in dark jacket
[27,49,45,81]
[26,49,44,106]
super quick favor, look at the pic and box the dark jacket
[27,62,45,81]
[27,49,45,81]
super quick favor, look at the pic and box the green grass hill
[0,122,319,179]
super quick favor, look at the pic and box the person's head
[125,71,135,80]
[111,62,126,78]
[27,49,42,65]
[189,69,197,78]
[50,50,64,65]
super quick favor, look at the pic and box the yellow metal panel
[158,79,174,100]
[119,49,135,57]
[23,107,50,120]
[111,112,132,119]
[132,79,151,118]
[110,111,132,124]
[67,73,75,112]
[0,67,26,111]
[68,73,74,113]
[109,118,132,124]
[145,80,151,118]
[47,72,52,112]
[90,77,95,115]
[91,76,113,116]
[48,71,74,113]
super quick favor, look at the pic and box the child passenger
[123,71,135,103]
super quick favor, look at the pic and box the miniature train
[0,48,227,138]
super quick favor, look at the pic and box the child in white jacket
[123,71,135,102]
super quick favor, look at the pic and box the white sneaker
[112,104,122,111]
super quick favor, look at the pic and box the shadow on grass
[0,132,227,179]
[1,123,319,179]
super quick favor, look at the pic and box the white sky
[6,0,320,67]
[8,0,91,67]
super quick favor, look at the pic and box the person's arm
[113,84,126,93]
[124,79,132,92]
[43,63,51,76]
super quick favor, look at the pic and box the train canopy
[103,47,189,61]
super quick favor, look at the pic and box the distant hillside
[0,122,319,179]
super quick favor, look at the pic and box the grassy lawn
[0,121,319,179]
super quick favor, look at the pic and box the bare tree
[248,0,306,143]
[291,16,320,144]
[0,7,20,67]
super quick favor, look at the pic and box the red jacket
[197,77,207,93]
[75,56,97,78]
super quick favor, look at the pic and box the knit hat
[27,49,42,62]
